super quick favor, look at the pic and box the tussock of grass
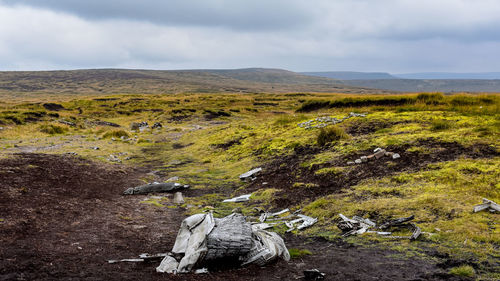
[102,129,130,139]
[39,124,67,134]
[430,119,453,131]
[449,265,475,277]
[317,126,348,146]
[288,248,312,259]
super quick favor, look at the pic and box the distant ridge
[0,68,382,95]
[301,71,397,80]
[395,72,500,79]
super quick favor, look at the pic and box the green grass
[1,91,499,279]
[448,265,475,277]
[316,126,349,146]
[288,248,313,259]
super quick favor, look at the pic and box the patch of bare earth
[0,153,469,280]
[248,138,498,208]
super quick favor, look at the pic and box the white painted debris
[374,147,382,153]
[473,198,499,213]
[157,213,289,274]
[156,255,179,273]
[297,214,318,230]
[239,167,262,181]
[194,268,209,274]
[123,182,189,195]
[392,153,401,159]
[223,194,252,203]
[108,258,144,264]
[271,208,289,217]
[173,192,185,204]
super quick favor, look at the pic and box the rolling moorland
[0,70,499,280]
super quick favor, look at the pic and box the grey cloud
[1,0,312,31]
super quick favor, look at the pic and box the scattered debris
[108,253,169,264]
[239,167,262,181]
[257,208,317,232]
[337,214,376,237]
[349,147,400,165]
[91,146,100,150]
[172,192,185,204]
[303,269,326,280]
[155,213,290,274]
[473,198,499,213]
[337,214,421,240]
[379,215,415,229]
[123,182,189,195]
[223,194,252,203]
[298,112,366,129]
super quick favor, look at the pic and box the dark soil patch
[211,137,243,150]
[0,153,470,280]
[247,139,498,207]
[42,103,65,111]
[343,119,406,136]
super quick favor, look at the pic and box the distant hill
[395,72,500,79]
[0,68,385,96]
[341,79,500,92]
[301,71,397,80]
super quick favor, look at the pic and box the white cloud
[0,1,500,72]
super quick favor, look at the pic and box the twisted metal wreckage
[156,213,290,274]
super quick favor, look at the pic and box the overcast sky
[1,0,499,73]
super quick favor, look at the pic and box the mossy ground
[1,92,498,278]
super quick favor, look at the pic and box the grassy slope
[1,92,499,278]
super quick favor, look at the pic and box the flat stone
[392,153,401,159]
[374,149,386,159]
[347,161,355,165]
[360,156,368,162]
[374,147,382,153]
[354,159,362,164]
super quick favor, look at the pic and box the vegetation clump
[102,129,130,139]
[448,265,475,277]
[288,248,312,259]
[316,126,348,146]
[430,119,453,131]
[39,124,67,134]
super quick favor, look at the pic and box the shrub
[430,119,453,131]
[448,265,475,277]
[39,124,67,134]
[316,126,348,146]
[102,129,130,139]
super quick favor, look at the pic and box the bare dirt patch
[0,153,469,280]
[248,139,498,207]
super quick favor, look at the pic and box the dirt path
[0,153,467,280]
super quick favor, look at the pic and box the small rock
[385,151,394,157]
[304,269,325,280]
[152,122,163,129]
[111,137,116,141]
[347,161,355,165]
[374,147,382,153]
[392,153,400,159]
[374,149,386,159]
[354,159,362,164]
[92,146,100,150]
[173,192,185,204]
[360,156,368,162]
